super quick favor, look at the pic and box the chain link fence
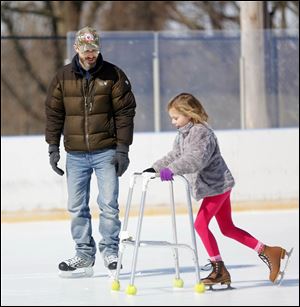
[1,30,299,135]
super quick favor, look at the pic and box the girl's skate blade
[276,247,294,286]
[207,282,235,291]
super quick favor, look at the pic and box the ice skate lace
[66,256,88,268]
[205,260,221,279]
[259,253,272,270]
[201,260,213,271]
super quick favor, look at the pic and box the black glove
[111,144,130,177]
[48,144,64,176]
[143,167,156,173]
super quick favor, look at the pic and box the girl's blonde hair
[167,93,208,124]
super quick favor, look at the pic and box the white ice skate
[58,256,94,278]
[104,255,122,279]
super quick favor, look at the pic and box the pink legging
[194,190,261,259]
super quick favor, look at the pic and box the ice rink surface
[1,209,299,306]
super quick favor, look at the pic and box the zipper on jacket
[83,79,91,152]
[88,80,95,113]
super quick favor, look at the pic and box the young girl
[144,93,290,288]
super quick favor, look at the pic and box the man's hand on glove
[48,144,64,176]
[111,144,130,177]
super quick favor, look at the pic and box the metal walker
[111,172,205,295]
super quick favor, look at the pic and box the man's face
[76,47,99,70]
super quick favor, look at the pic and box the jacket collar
[178,121,194,136]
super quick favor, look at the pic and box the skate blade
[207,283,235,291]
[275,247,294,286]
[59,267,94,278]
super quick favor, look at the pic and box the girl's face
[168,108,191,129]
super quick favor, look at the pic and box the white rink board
[1,128,299,211]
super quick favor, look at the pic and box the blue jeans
[66,149,120,261]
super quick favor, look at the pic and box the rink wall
[1,128,299,217]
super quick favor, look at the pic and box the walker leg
[128,175,151,290]
[114,188,134,282]
[182,177,202,284]
[169,181,181,281]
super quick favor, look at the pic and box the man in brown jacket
[45,26,136,277]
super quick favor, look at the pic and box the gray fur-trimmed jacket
[152,122,235,201]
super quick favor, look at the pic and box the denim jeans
[66,149,120,261]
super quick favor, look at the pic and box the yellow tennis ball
[173,278,184,288]
[111,280,120,291]
[126,285,137,295]
[194,282,206,293]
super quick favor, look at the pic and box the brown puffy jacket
[45,53,136,152]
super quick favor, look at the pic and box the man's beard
[84,62,95,70]
[80,57,97,70]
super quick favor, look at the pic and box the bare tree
[1,1,92,134]
[97,1,175,30]
[97,1,240,30]
[268,1,299,28]
[1,1,298,135]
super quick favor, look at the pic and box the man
[45,26,136,277]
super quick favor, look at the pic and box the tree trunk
[240,1,269,128]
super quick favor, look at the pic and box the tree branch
[166,3,205,30]
[1,76,44,123]
[45,1,64,69]
[1,10,47,93]
[1,1,61,20]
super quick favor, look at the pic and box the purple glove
[160,168,174,181]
